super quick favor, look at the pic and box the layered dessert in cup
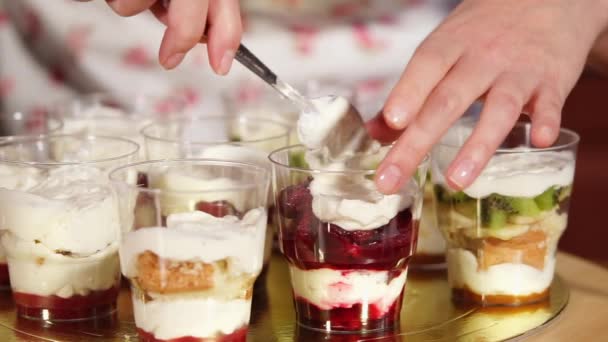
[56,92,186,158]
[142,116,289,276]
[432,122,578,306]
[0,112,64,289]
[270,95,428,333]
[110,160,269,341]
[0,134,139,320]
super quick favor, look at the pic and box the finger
[445,74,537,189]
[106,0,156,17]
[207,0,242,75]
[382,38,464,130]
[528,86,564,148]
[150,2,169,25]
[159,0,209,69]
[365,112,403,144]
[375,57,498,194]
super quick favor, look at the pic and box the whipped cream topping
[0,166,120,256]
[463,151,575,198]
[120,208,267,277]
[309,175,412,231]
[298,96,372,159]
[0,164,42,191]
[296,96,414,231]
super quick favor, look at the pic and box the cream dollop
[0,166,120,256]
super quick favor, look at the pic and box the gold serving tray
[0,254,568,341]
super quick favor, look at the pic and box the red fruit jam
[13,286,119,321]
[195,200,240,218]
[0,263,9,288]
[137,326,248,342]
[277,183,418,332]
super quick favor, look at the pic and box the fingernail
[376,164,402,193]
[385,107,409,129]
[164,53,185,69]
[448,159,476,189]
[218,50,235,75]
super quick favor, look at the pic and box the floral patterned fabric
[0,0,452,120]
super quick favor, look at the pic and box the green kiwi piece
[534,187,557,211]
[453,201,477,218]
[288,151,308,169]
[557,185,572,202]
[229,135,241,142]
[483,208,508,229]
[509,197,541,217]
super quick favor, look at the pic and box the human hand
[369,0,608,194]
[106,0,242,72]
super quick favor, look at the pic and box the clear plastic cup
[55,92,186,158]
[0,134,139,321]
[110,159,269,341]
[0,111,63,140]
[432,122,579,306]
[142,116,289,275]
[411,113,481,270]
[270,145,428,333]
[0,112,64,289]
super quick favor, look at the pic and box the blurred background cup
[432,122,579,306]
[0,111,63,141]
[270,145,428,333]
[141,116,290,280]
[110,159,269,341]
[0,134,139,321]
[53,92,186,158]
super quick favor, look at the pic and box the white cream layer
[120,208,267,278]
[289,266,407,312]
[447,248,555,296]
[433,151,575,199]
[0,166,120,255]
[309,175,414,231]
[133,295,250,340]
[3,238,120,297]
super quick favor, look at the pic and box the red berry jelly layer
[137,326,248,342]
[278,183,418,270]
[0,263,9,288]
[294,292,404,332]
[13,286,119,321]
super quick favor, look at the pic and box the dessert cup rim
[109,158,270,194]
[0,111,64,138]
[268,144,430,175]
[0,134,140,167]
[140,115,291,145]
[439,122,580,153]
[52,91,189,118]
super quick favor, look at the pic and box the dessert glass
[0,134,139,321]
[56,92,186,158]
[110,159,269,342]
[432,122,579,306]
[0,112,64,289]
[270,145,428,333]
[142,116,289,276]
[0,111,63,139]
[411,114,481,270]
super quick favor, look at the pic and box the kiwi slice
[483,208,508,229]
[451,191,472,203]
[510,197,541,217]
[534,187,557,211]
[229,135,242,142]
[289,151,308,168]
